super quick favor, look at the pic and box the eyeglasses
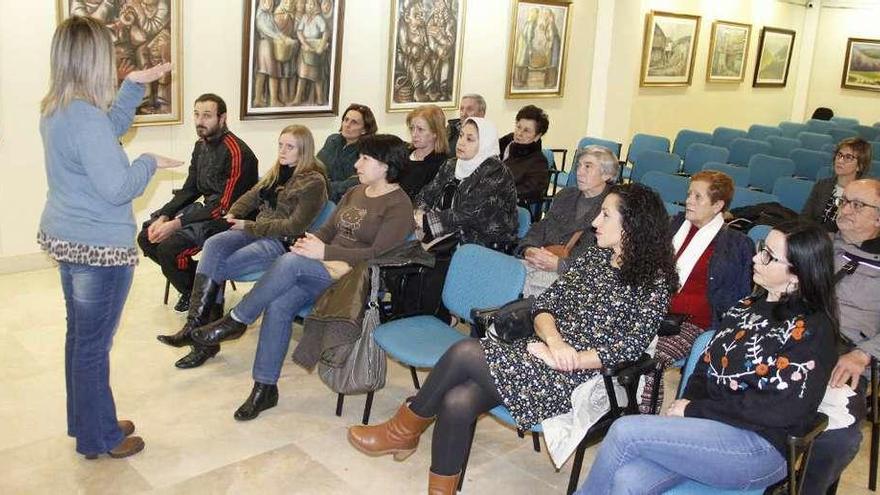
[835,152,859,162]
[838,196,880,213]
[756,240,789,266]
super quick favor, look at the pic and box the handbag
[470,296,536,344]
[658,312,690,337]
[543,230,584,258]
[318,266,387,394]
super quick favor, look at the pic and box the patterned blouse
[37,231,139,267]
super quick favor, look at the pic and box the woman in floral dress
[579,220,839,494]
[348,183,678,494]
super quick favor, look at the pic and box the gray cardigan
[39,80,157,248]
[801,177,837,231]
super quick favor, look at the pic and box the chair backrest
[576,136,622,159]
[631,150,681,182]
[789,148,832,179]
[773,177,815,212]
[747,154,795,192]
[806,118,835,134]
[828,127,859,143]
[672,129,713,158]
[664,201,685,217]
[728,138,772,166]
[677,330,716,398]
[442,244,526,323]
[830,116,859,128]
[747,124,782,141]
[701,162,749,187]
[821,142,837,154]
[815,166,833,180]
[779,121,808,139]
[541,148,556,170]
[516,206,531,239]
[869,163,880,178]
[683,143,729,175]
[729,187,779,210]
[856,125,880,141]
[627,133,670,163]
[797,131,834,151]
[767,136,802,158]
[711,127,748,149]
[641,171,689,205]
[308,201,336,232]
[748,224,773,245]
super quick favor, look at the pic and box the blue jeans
[197,229,286,283]
[60,262,134,456]
[578,415,786,494]
[232,253,333,384]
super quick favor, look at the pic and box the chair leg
[230,280,237,292]
[410,366,421,390]
[870,421,878,490]
[531,431,541,452]
[458,421,477,492]
[516,429,525,439]
[826,479,839,495]
[566,442,588,495]
[335,394,344,417]
[163,279,170,305]
[362,391,374,425]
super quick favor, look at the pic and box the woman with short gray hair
[516,145,619,295]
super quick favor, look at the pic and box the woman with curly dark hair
[347,183,678,494]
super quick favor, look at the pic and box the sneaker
[173,293,190,313]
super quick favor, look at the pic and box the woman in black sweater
[498,104,550,204]
[398,104,449,199]
[579,220,839,494]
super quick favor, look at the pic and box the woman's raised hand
[148,153,184,169]
[126,62,172,84]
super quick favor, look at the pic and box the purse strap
[562,230,585,253]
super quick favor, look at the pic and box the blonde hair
[257,125,327,190]
[405,104,450,155]
[41,16,116,116]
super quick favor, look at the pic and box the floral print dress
[482,246,671,429]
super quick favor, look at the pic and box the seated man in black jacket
[446,93,485,152]
[137,94,258,312]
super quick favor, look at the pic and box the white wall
[0,0,596,265]
[806,3,880,124]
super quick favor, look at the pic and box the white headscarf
[454,117,500,180]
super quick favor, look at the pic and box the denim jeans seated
[578,415,786,494]
[231,253,333,385]
[197,229,286,283]
[60,262,134,456]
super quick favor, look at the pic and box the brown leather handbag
[543,230,584,258]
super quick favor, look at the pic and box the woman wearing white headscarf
[414,117,518,249]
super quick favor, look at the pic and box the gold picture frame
[56,0,183,127]
[841,37,880,93]
[504,0,572,99]
[386,0,466,113]
[640,10,701,87]
[706,20,751,83]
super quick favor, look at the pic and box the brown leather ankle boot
[428,471,461,495]
[347,403,433,461]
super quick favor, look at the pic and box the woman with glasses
[579,220,839,494]
[803,137,873,232]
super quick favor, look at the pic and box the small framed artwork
[387,0,466,112]
[640,11,701,87]
[753,27,796,88]
[505,0,572,98]
[706,20,751,83]
[841,37,880,93]
[57,0,183,126]
[240,0,345,119]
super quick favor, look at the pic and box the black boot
[234,382,279,421]
[174,344,220,369]
[157,274,220,348]
[191,314,247,346]
[208,301,224,323]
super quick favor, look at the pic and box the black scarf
[259,166,295,210]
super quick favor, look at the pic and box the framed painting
[240,0,345,119]
[387,0,466,112]
[505,0,572,98]
[706,20,751,83]
[640,11,701,87]
[753,27,795,88]
[841,37,880,93]
[57,0,183,126]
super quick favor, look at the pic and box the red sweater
[669,225,715,330]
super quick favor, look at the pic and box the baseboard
[0,252,54,275]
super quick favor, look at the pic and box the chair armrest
[601,354,657,415]
[788,413,828,450]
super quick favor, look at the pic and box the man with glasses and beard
[804,178,880,494]
[138,94,258,313]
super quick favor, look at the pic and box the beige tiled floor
[0,262,873,494]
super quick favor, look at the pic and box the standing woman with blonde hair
[38,16,180,459]
[165,125,330,369]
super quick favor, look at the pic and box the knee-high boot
[157,273,219,348]
[347,403,434,461]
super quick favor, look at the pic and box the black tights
[409,339,503,475]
